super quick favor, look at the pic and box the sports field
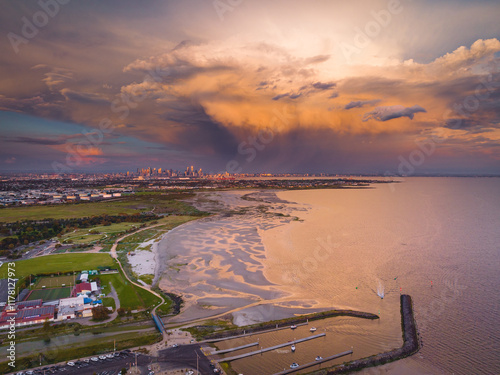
[34,275,76,288]
[0,253,114,279]
[27,287,71,301]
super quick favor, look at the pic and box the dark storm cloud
[156,98,239,157]
[8,136,66,146]
[60,89,109,105]
[273,81,337,100]
[363,105,427,122]
[345,99,381,109]
[272,93,291,101]
[311,82,336,90]
[0,95,44,112]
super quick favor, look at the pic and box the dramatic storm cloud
[363,105,427,122]
[0,0,499,174]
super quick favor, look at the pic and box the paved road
[158,344,218,375]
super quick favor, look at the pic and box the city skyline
[1,1,500,175]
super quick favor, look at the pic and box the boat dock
[272,350,353,374]
[211,341,259,355]
[218,333,326,362]
[202,323,309,343]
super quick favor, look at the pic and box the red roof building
[71,282,92,297]
[0,301,55,329]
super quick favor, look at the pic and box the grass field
[27,287,71,301]
[0,191,203,222]
[34,275,76,288]
[116,215,198,253]
[0,253,114,279]
[99,269,161,311]
[60,222,141,245]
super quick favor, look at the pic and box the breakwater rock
[325,294,420,374]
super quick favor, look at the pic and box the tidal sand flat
[156,190,312,322]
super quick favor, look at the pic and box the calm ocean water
[222,178,500,374]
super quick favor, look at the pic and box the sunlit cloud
[0,0,499,173]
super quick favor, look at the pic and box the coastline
[155,190,319,324]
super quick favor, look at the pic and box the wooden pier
[218,333,326,362]
[202,323,309,343]
[210,341,259,355]
[273,350,353,374]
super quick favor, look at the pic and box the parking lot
[10,345,219,375]
[13,350,151,375]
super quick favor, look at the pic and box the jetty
[201,323,308,343]
[324,294,420,374]
[219,333,326,362]
[273,350,353,374]
[210,341,259,355]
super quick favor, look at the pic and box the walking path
[109,223,168,338]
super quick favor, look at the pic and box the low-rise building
[0,300,55,329]
[57,295,93,320]
[71,282,92,297]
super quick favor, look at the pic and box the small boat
[290,324,297,330]
[315,356,323,361]
[291,344,296,352]
[290,363,299,369]
[310,327,317,332]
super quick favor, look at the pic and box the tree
[117,307,126,317]
[91,306,110,321]
[42,319,52,332]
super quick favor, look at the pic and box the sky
[1,0,500,175]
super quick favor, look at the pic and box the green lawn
[99,269,161,311]
[116,215,199,253]
[0,253,114,278]
[27,287,71,301]
[101,297,116,310]
[60,222,142,245]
